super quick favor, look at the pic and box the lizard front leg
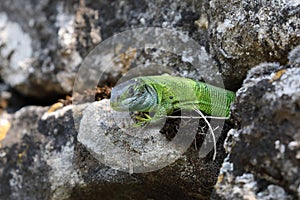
[134,103,173,127]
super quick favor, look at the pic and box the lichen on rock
[214,45,300,199]
[208,0,300,90]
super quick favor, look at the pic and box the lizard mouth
[110,96,139,111]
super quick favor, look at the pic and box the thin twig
[166,116,229,120]
[193,107,217,161]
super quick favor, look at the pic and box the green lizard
[110,75,235,124]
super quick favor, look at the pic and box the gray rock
[214,161,293,200]
[0,0,100,98]
[0,100,230,199]
[208,0,300,90]
[289,44,300,68]
[213,45,300,199]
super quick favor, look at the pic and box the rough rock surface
[0,0,206,99]
[212,45,300,199]
[0,0,101,98]
[0,101,230,200]
[208,0,300,90]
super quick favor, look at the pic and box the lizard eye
[169,96,173,99]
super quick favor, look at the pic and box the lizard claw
[133,113,152,127]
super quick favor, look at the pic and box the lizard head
[110,78,158,112]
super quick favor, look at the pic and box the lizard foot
[133,113,152,127]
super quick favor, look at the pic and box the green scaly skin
[110,75,235,125]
